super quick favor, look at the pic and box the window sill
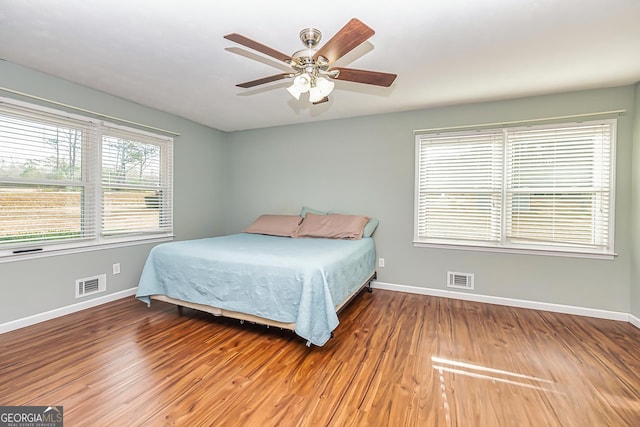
[412,240,616,260]
[0,235,174,263]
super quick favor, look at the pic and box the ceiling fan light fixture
[294,73,311,91]
[287,73,312,100]
[316,76,335,96]
[286,84,302,100]
[308,86,324,103]
[309,77,334,103]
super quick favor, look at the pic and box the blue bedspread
[136,233,376,346]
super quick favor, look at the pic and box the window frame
[413,119,617,259]
[0,97,174,262]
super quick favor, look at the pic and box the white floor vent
[447,271,474,290]
[76,274,106,298]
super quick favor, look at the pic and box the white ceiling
[1,0,640,132]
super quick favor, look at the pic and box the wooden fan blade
[314,18,375,64]
[236,73,291,88]
[224,33,292,63]
[312,96,329,105]
[331,67,397,87]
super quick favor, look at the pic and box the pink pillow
[243,214,302,237]
[294,213,369,240]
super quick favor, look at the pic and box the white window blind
[101,126,173,238]
[414,119,616,256]
[505,123,612,249]
[0,98,173,258]
[416,130,504,243]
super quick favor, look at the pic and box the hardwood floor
[1,290,640,426]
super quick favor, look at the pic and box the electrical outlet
[378,258,385,268]
[112,263,121,275]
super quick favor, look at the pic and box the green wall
[0,61,228,323]
[631,82,640,320]
[1,59,638,328]
[225,86,636,313]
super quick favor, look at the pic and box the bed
[135,229,376,346]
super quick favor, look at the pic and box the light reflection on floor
[432,355,566,425]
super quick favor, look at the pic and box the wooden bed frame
[150,271,377,341]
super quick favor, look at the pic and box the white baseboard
[2,283,639,335]
[372,281,635,325]
[0,287,138,334]
[630,314,640,329]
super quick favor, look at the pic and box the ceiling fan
[223,18,397,104]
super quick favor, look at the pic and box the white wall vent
[76,274,106,298]
[447,271,474,290]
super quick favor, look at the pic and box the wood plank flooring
[1,290,640,426]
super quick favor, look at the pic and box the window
[0,98,173,259]
[414,120,615,257]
